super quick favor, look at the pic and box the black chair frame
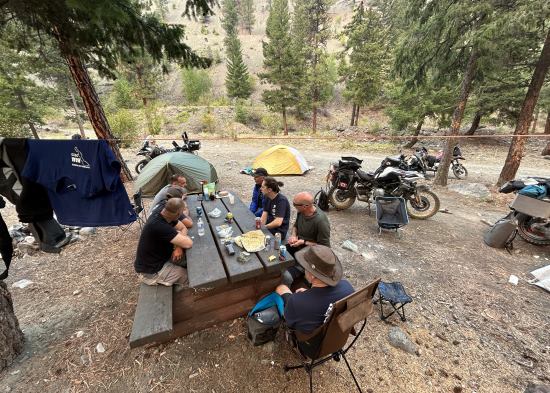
[284,319,367,393]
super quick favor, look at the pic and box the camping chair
[373,281,412,322]
[284,278,380,393]
[120,189,147,233]
[375,196,409,236]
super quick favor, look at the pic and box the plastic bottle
[197,218,205,236]
[274,233,281,250]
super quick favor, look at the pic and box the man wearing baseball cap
[249,167,268,217]
[276,245,354,336]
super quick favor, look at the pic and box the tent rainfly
[252,145,310,175]
[135,152,218,196]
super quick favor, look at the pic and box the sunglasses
[293,203,310,207]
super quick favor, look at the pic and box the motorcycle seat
[357,169,375,181]
[453,155,465,160]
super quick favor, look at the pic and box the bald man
[134,198,193,287]
[283,192,331,285]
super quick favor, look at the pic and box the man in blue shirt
[249,167,267,217]
[276,245,354,353]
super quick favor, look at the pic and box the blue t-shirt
[263,192,290,240]
[22,140,136,226]
[284,280,355,334]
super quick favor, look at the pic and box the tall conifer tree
[260,0,299,134]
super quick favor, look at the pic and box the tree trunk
[465,111,482,135]
[27,122,39,139]
[68,80,86,139]
[354,105,360,126]
[531,109,539,133]
[434,49,478,186]
[64,54,133,181]
[312,105,317,134]
[0,281,24,372]
[404,118,424,149]
[541,112,550,155]
[498,30,550,186]
[350,104,356,126]
[282,106,288,136]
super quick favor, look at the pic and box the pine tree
[222,0,239,44]
[291,0,334,133]
[259,0,300,134]
[239,0,255,34]
[225,35,252,99]
[339,3,388,126]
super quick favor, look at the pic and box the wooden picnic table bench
[130,192,294,348]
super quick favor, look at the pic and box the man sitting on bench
[134,198,193,287]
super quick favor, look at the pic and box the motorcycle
[326,156,440,219]
[135,132,201,174]
[498,177,550,245]
[405,145,468,180]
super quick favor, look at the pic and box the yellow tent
[253,145,310,175]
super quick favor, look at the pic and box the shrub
[108,109,140,147]
[181,68,212,104]
[105,78,140,113]
[200,109,216,133]
[143,103,164,135]
[260,113,281,136]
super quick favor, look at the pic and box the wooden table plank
[201,197,265,282]
[186,196,228,288]
[222,193,294,273]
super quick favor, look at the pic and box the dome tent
[252,145,310,175]
[135,152,218,196]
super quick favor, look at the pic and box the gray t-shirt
[152,184,187,208]
[294,208,331,247]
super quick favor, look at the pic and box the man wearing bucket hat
[276,245,354,335]
[249,167,268,217]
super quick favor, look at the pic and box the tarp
[530,265,550,293]
[135,152,218,196]
[252,145,310,175]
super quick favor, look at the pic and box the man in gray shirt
[284,192,331,285]
[152,174,188,207]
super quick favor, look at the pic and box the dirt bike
[326,156,440,219]
[407,145,468,179]
[135,132,201,174]
[499,178,550,245]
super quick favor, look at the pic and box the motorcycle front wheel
[452,164,468,179]
[517,214,550,245]
[406,189,440,219]
[328,186,356,210]
[135,159,149,174]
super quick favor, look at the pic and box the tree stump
[0,281,24,371]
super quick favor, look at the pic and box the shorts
[138,262,188,286]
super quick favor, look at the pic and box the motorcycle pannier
[483,213,517,249]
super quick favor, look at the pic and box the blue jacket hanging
[22,140,136,227]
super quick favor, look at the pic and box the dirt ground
[1,138,549,393]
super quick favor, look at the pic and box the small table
[130,192,294,348]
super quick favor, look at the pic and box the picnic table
[130,192,294,348]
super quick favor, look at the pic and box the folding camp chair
[374,281,412,322]
[284,278,381,393]
[120,189,147,232]
[375,196,409,236]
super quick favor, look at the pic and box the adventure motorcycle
[498,177,550,245]
[405,145,468,179]
[326,156,440,219]
[135,132,201,174]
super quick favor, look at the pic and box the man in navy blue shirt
[260,176,290,240]
[276,245,354,350]
[249,167,267,217]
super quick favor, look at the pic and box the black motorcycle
[499,178,550,245]
[405,145,468,179]
[135,132,201,174]
[326,156,440,219]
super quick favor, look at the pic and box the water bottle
[197,218,205,237]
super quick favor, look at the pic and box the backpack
[483,213,517,251]
[315,188,330,211]
[247,293,284,346]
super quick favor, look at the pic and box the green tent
[135,152,218,196]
